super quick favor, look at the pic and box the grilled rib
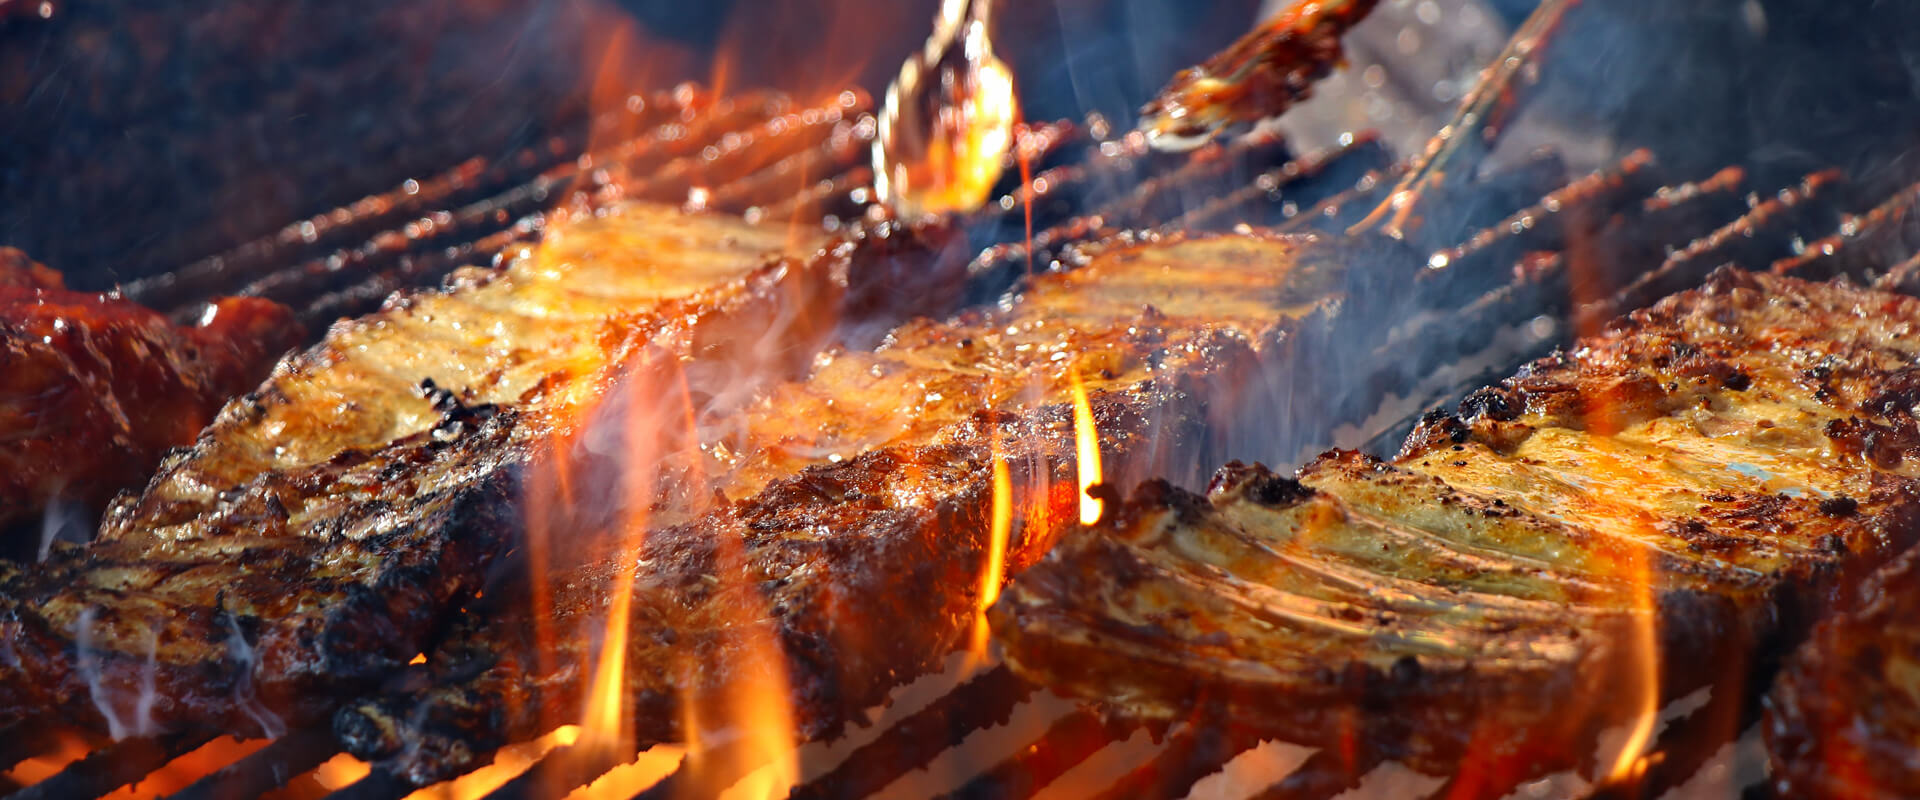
[0,247,300,544]
[993,267,1920,787]
[335,230,1383,784]
[0,203,856,736]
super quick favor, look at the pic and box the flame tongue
[1069,368,1104,527]
[874,0,1018,218]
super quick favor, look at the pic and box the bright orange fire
[967,456,1015,663]
[1562,229,1661,789]
[1068,368,1104,526]
[674,585,801,800]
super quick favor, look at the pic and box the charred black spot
[1819,496,1860,517]
[1459,386,1522,422]
[1865,366,1920,418]
[1241,473,1312,508]
[1389,654,1422,683]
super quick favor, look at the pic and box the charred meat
[1766,529,1920,798]
[0,247,300,544]
[0,204,846,736]
[336,230,1376,783]
[994,267,1920,786]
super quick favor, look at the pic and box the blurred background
[2,0,1918,289]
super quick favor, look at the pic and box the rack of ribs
[992,267,1920,791]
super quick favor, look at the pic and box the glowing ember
[0,731,89,788]
[310,728,581,799]
[1069,368,1104,526]
[874,0,1018,218]
[313,753,373,791]
[562,744,685,800]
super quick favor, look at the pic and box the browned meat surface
[1767,519,1920,798]
[335,230,1367,784]
[995,267,1920,789]
[0,204,848,736]
[0,247,300,542]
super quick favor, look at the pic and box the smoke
[75,607,158,740]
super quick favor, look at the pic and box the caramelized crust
[995,268,1920,784]
[335,231,1358,783]
[0,247,301,539]
[0,204,837,735]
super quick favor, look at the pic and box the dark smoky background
[1,0,1918,288]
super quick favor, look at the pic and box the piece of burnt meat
[1765,544,1920,800]
[332,230,1382,784]
[994,268,1920,791]
[0,203,854,737]
[0,246,301,544]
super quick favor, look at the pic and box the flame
[582,554,640,756]
[966,456,1015,663]
[1068,368,1104,526]
[674,573,801,800]
[1558,223,1661,788]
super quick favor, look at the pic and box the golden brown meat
[335,230,1365,784]
[0,247,301,543]
[994,267,1920,789]
[0,204,848,736]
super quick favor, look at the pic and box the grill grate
[19,38,1920,796]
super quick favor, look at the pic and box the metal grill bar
[1086,725,1253,800]
[786,666,1032,800]
[119,87,712,312]
[1599,169,1846,323]
[167,729,341,800]
[10,733,211,800]
[1782,178,1920,281]
[1248,749,1384,800]
[934,711,1123,800]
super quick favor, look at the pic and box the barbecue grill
[6,1,1920,798]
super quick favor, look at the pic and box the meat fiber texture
[0,204,843,737]
[996,267,1920,787]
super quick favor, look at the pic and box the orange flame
[967,456,1015,662]
[1068,368,1104,526]
[1561,224,1661,788]
[674,585,800,800]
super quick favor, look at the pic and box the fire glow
[1069,367,1104,527]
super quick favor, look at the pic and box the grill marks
[0,204,838,737]
[993,269,1920,788]
[333,231,1355,784]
